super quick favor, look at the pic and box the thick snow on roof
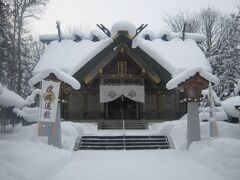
[135,38,212,76]
[33,39,112,76]
[35,21,212,84]
[167,32,206,42]
[111,21,136,37]
[0,85,26,108]
[166,68,219,90]
[39,29,108,42]
[222,96,240,118]
[29,68,81,90]
[140,30,206,43]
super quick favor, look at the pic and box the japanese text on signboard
[39,80,60,122]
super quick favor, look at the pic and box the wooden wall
[65,90,186,121]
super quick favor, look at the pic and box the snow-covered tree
[0,1,14,87]
[164,7,240,100]
[211,9,240,99]
[13,88,41,123]
[199,87,228,122]
[0,0,48,97]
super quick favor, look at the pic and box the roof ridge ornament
[56,21,62,42]
[132,24,148,40]
[182,22,186,41]
[96,24,111,38]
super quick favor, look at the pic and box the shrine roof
[33,21,213,81]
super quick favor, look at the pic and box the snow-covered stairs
[74,135,174,150]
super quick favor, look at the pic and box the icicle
[208,82,218,137]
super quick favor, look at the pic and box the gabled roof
[29,68,81,90]
[33,39,112,76]
[135,38,212,76]
[33,21,212,82]
[166,68,219,90]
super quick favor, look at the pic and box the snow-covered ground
[0,116,240,180]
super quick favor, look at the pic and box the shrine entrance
[106,96,138,120]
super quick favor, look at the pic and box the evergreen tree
[0,0,14,86]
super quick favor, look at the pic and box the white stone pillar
[187,102,201,148]
[48,103,62,148]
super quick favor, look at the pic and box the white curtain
[100,85,145,103]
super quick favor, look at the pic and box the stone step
[81,139,168,143]
[82,135,167,139]
[98,120,148,130]
[75,135,173,151]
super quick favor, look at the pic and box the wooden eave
[73,33,172,87]
[83,46,120,84]
[32,73,75,98]
[178,73,209,89]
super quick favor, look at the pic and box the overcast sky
[30,0,240,36]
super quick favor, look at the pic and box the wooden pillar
[100,78,104,118]
[83,93,87,119]
[105,103,108,120]
[136,102,139,120]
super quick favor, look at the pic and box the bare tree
[198,8,221,57]
[164,10,199,33]
[9,0,48,95]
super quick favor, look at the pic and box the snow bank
[0,86,26,108]
[136,38,212,76]
[149,116,240,149]
[166,68,219,90]
[2,115,239,151]
[13,107,39,123]
[0,139,231,180]
[0,122,95,150]
[29,68,81,90]
[111,21,136,37]
[33,39,112,76]
[222,96,240,118]
[1,117,240,180]
[0,140,69,180]
[210,138,240,158]
[190,138,240,180]
[199,110,228,121]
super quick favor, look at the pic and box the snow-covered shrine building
[33,21,212,123]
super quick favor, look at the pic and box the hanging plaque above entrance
[100,85,145,103]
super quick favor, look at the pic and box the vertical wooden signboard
[38,80,61,148]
